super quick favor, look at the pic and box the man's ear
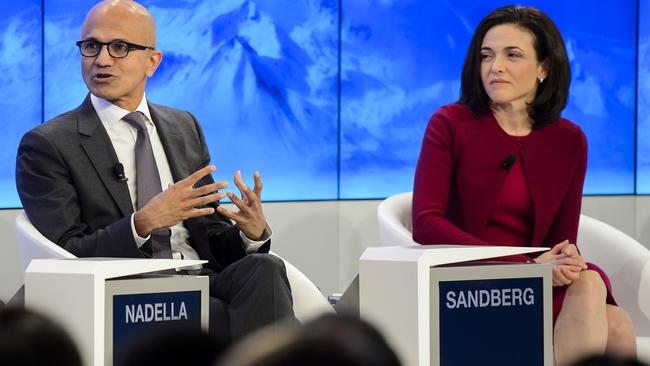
[146,50,163,77]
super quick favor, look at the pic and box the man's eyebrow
[79,37,130,43]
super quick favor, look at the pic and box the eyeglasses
[75,40,154,58]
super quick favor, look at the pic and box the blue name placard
[439,277,544,366]
[112,291,202,362]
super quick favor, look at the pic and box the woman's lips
[490,79,509,85]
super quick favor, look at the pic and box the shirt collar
[90,93,154,130]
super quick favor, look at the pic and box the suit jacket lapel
[77,95,133,217]
[148,103,190,181]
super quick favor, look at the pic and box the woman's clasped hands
[533,240,588,287]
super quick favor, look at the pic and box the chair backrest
[15,211,76,279]
[376,192,416,246]
[577,214,650,336]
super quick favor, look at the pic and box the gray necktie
[122,111,172,259]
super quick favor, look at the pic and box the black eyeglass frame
[75,40,155,58]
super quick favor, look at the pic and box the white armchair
[377,191,416,247]
[15,211,333,322]
[15,211,75,277]
[576,215,650,358]
[268,251,335,321]
[377,192,650,360]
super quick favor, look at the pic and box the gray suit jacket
[16,95,269,272]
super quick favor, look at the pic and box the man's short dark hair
[0,307,82,366]
[459,5,571,128]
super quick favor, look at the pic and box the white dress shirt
[90,94,268,261]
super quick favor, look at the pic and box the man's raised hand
[133,165,227,237]
[217,170,267,240]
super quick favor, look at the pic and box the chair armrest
[269,251,334,322]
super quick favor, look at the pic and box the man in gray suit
[16,0,294,342]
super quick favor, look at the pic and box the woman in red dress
[412,6,636,365]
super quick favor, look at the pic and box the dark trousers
[198,253,295,342]
[12,254,295,344]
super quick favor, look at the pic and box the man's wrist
[248,226,268,241]
[130,213,150,247]
[133,209,154,237]
[240,223,272,253]
[241,223,272,243]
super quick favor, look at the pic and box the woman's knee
[567,270,606,299]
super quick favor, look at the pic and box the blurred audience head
[570,354,647,366]
[118,324,225,366]
[216,313,401,366]
[0,307,82,366]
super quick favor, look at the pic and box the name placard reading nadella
[439,277,544,366]
[112,291,201,358]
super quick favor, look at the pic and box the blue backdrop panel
[44,0,339,201]
[638,0,650,193]
[340,0,635,198]
[1,1,641,207]
[0,1,42,208]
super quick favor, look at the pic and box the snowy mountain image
[44,0,339,200]
[0,1,641,206]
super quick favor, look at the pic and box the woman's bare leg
[604,304,636,357]
[554,270,608,366]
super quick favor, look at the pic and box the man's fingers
[230,170,263,205]
[193,182,228,197]
[233,170,247,192]
[226,191,250,213]
[216,205,241,222]
[179,165,217,187]
[233,170,258,202]
[185,207,215,219]
[187,192,224,208]
[253,171,263,196]
[243,187,259,205]
[214,181,230,190]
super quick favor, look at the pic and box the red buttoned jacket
[412,103,587,262]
